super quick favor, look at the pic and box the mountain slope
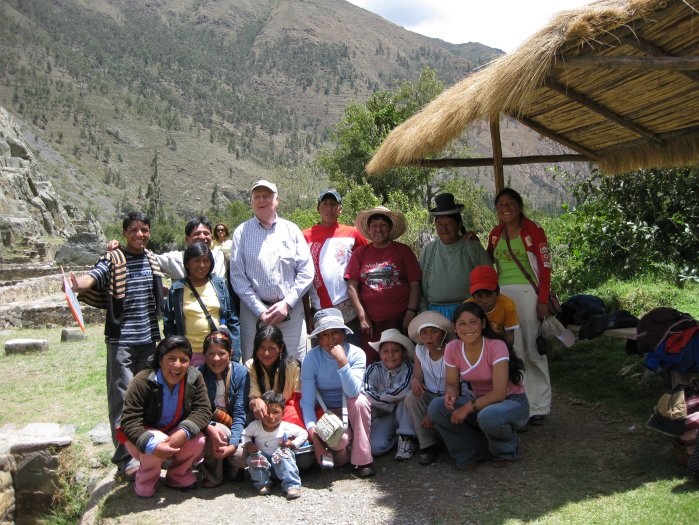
[0,0,573,224]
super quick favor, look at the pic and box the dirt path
[80,394,690,525]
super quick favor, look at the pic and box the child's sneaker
[394,435,415,461]
[320,450,334,469]
[258,485,270,496]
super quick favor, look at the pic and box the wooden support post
[490,116,504,193]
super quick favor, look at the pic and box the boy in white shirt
[242,390,308,499]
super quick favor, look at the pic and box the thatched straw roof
[366,0,699,177]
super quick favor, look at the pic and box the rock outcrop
[0,106,103,264]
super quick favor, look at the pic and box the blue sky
[346,0,592,52]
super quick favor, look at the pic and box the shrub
[545,166,699,295]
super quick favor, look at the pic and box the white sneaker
[320,450,334,469]
[394,435,415,461]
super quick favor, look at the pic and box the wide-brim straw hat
[309,307,353,338]
[408,311,455,343]
[354,206,408,241]
[368,328,415,360]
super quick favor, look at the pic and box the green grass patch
[582,278,699,318]
[0,323,107,432]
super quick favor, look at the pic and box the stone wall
[0,301,104,330]
[0,424,74,525]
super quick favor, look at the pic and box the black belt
[261,299,282,307]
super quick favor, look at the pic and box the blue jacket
[164,276,242,362]
[198,362,250,447]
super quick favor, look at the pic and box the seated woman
[428,302,529,470]
[198,330,249,488]
[300,308,375,477]
[164,242,241,366]
[119,335,211,498]
[246,325,303,427]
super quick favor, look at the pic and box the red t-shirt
[345,241,422,322]
[303,223,368,309]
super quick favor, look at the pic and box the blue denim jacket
[164,275,242,362]
[198,362,250,447]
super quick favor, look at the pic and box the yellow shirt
[467,294,519,331]
[183,282,221,353]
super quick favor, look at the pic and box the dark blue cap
[318,189,342,204]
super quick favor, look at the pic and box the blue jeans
[107,341,156,466]
[428,394,529,468]
[247,449,302,491]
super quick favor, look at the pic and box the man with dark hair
[108,215,226,280]
[68,211,163,479]
[302,189,367,345]
[156,216,226,279]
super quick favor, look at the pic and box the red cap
[469,265,499,295]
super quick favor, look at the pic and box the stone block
[0,423,74,455]
[0,470,11,490]
[15,450,57,492]
[15,490,52,523]
[4,339,48,355]
[87,423,112,445]
[0,489,14,523]
[60,327,86,342]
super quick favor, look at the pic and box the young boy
[363,329,416,460]
[467,265,520,348]
[242,390,308,499]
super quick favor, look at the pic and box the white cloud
[347,0,591,52]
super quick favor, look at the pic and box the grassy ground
[0,325,107,432]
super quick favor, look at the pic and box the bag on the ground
[557,294,608,326]
[315,412,344,448]
[578,310,639,340]
[655,386,687,420]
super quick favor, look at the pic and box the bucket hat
[309,308,353,338]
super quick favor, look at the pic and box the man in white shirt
[302,189,367,346]
[230,180,314,361]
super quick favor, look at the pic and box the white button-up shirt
[230,214,314,317]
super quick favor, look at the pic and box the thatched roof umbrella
[366,0,699,191]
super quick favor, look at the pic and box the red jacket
[487,217,552,304]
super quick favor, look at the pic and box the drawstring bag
[314,394,346,448]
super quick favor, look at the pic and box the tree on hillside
[317,67,449,206]
[145,150,164,221]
